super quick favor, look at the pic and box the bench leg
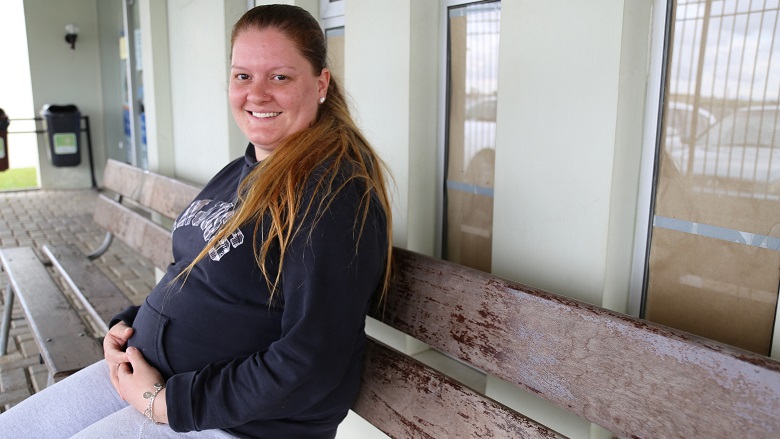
[1,283,14,356]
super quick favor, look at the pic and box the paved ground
[0,189,156,412]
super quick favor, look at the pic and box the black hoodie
[111,144,387,438]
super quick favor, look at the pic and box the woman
[0,5,392,438]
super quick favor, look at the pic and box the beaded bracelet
[143,382,165,424]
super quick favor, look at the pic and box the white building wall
[165,0,246,185]
[138,0,175,177]
[23,0,105,189]
[491,1,624,306]
[346,1,413,249]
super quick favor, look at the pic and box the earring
[319,97,326,104]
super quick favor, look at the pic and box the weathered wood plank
[372,248,780,439]
[93,194,173,271]
[42,244,133,334]
[354,339,564,439]
[0,247,102,379]
[101,159,200,219]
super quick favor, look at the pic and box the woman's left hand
[117,346,169,424]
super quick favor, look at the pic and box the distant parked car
[665,101,717,147]
[668,105,780,199]
[664,101,717,166]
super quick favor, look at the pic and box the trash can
[0,108,8,172]
[40,104,81,167]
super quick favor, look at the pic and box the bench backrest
[94,159,201,270]
[355,248,780,438]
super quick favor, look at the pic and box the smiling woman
[0,5,393,439]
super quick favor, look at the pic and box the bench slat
[93,194,173,271]
[373,248,780,438]
[354,339,563,439]
[42,244,133,334]
[0,247,103,379]
[101,159,201,219]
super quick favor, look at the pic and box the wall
[24,0,106,189]
[346,1,439,254]
[138,0,174,176]
[96,0,125,166]
[165,0,246,185]
[492,1,624,307]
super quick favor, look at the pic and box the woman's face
[229,27,330,160]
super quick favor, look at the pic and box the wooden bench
[355,251,780,438]
[2,160,779,437]
[0,247,103,385]
[0,159,199,384]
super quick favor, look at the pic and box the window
[441,1,501,273]
[645,0,780,355]
[325,26,345,83]
[320,0,345,86]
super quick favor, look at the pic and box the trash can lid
[41,104,79,114]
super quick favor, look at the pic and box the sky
[670,0,780,103]
[0,0,39,169]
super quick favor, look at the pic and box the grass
[0,167,39,191]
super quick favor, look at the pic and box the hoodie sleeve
[109,305,140,329]
[165,178,387,431]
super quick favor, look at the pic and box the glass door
[120,0,147,169]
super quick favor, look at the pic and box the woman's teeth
[252,111,281,118]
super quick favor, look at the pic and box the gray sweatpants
[0,360,235,439]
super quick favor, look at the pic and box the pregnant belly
[127,300,283,377]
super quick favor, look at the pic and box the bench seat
[0,247,103,384]
[42,243,133,335]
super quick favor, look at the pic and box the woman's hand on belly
[103,321,133,396]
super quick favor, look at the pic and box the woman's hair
[187,4,393,302]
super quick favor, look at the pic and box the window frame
[320,0,345,21]
[629,0,672,318]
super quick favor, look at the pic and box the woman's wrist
[152,387,169,424]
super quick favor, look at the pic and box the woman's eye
[272,75,288,81]
[235,73,250,81]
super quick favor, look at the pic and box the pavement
[0,188,157,412]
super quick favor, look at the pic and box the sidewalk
[0,189,156,411]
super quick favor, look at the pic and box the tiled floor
[0,189,156,411]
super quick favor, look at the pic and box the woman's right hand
[103,322,134,397]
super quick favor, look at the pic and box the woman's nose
[247,81,270,102]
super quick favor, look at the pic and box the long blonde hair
[186,5,393,302]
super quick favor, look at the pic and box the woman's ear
[318,68,331,97]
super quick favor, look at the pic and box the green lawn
[0,167,39,191]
